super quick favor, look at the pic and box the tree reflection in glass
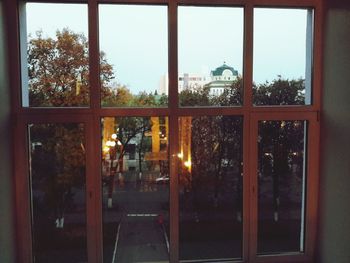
[179,116,243,261]
[257,120,307,254]
[29,123,87,263]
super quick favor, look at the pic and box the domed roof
[211,63,238,77]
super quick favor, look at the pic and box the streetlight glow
[106,140,116,147]
[184,160,191,168]
[103,146,110,153]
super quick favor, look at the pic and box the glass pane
[99,5,168,107]
[178,7,244,107]
[23,4,89,107]
[257,120,307,254]
[253,8,313,106]
[29,123,87,262]
[101,117,169,262]
[179,116,243,261]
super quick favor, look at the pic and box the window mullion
[168,2,180,263]
[244,3,254,261]
[89,0,100,110]
[243,2,253,110]
[87,1,102,263]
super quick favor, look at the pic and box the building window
[12,1,321,262]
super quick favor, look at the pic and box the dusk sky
[26,3,309,94]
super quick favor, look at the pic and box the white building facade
[158,63,239,96]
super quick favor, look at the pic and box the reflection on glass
[24,4,89,107]
[179,116,243,261]
[101,117,169,262]
[99,5,168,107]
[178,7,244,107]
[253,8,313,106]
[257,120,307,254]
[29,123,87,262]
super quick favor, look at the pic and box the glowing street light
[103,146,110,153]
[184,160,191,168]
[106,140,116,147]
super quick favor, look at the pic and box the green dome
[211,63,238,77]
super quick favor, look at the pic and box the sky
[178,6,244,76]
[26,3,309,94]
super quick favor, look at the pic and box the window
[257,120,307,254]
[179,116,243,261]
[29,123,87,262]
[12,1,322,263]
[99,5,168,107]
[101,116,169,262]
[22,3,89,107]
[253,8,313,106]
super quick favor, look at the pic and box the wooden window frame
[7,0,323,262]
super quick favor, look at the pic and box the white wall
[318,3,350,263]
[0,0,15,262]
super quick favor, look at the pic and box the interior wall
[318,2,350,263]
[0,0,15,262]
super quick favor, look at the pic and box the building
[158,72,210,95]
[207,63,239,96]
[159,63,239,96]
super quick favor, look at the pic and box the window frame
[8,0,323,262]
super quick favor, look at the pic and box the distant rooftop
[211,63,238,76]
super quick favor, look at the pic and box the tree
[31,123,85,229]
[134,91,156,106]
[253,77,305,105]
[102,85,134,107]
[180,76,305,215]
[179,85,210,107]
[213,76,243,106]
[133,90,168,107]
[28,28,306,222]
[27,29,115,229]
[103,117,153,208]
[28,28,115,107]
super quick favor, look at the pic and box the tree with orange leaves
[27,28,115,106]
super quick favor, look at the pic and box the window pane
[178,7,244,107]
[253,8,313,106]
[99,5,168,107]
[23,4,89,107]
[101,117,169,262]
[257,120,307,254]
[29,123,87,262]
[179,116,243,260]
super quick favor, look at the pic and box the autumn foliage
[28,28,115,107]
